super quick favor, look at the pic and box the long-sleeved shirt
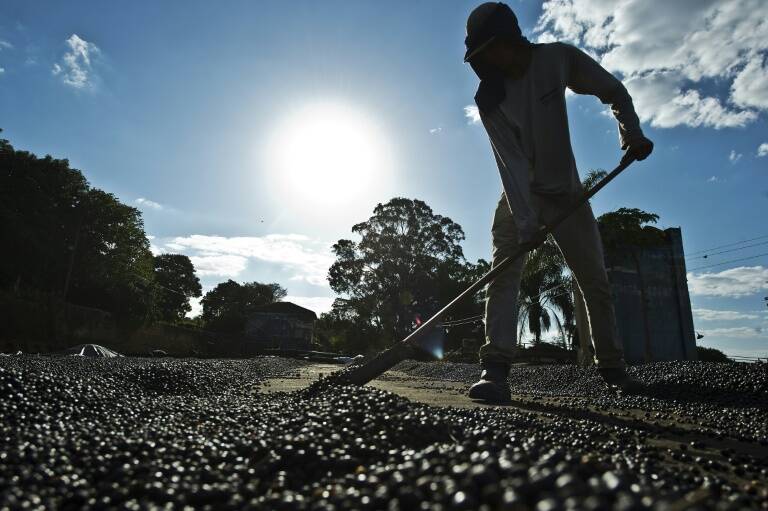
[478,42,644,242]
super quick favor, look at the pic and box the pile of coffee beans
[1,356,765,509]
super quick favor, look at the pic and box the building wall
[605,228,697,363]
[244,312,314,352]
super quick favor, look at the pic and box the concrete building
[243,302,317,352]
[577,227,697,364]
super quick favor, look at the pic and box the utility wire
[687,252,768,272]
[686,240,768,260]
[686,234,768,257]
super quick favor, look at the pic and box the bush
[696,346,731,362]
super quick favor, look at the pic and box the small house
[244,302,317,352]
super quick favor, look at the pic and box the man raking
[464,2,654,403]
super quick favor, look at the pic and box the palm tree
[515,169,608,348]
[517,236,572,345]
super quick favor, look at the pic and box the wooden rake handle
[343,156,636,385]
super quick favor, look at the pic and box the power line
[687,252,768,272]
[686,234,768,257]
[686,240,768,260]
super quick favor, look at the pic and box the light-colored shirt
[479,42,644,242]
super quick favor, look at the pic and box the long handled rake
[341,155,636,386]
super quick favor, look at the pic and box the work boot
[599,367,643,394]
[468,362,511,403]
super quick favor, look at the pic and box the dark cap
[464,2,525,62]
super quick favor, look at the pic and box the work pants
[480,192,625,368]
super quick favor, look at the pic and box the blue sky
[1,0,766,358]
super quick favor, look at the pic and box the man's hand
[622,136,654,164]
[520,226,548,252]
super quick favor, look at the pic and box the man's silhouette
[464,2,653,402]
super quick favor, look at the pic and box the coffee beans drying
[1,356,766,509]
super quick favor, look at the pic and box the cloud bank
[687,265,768,297]
[535,0,768,129]
[162,234,334,285]
[699,326,765,339]
[692,308,760,321]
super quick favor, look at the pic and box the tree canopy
[0,132,157,324]
[597,207,666,253]
[328,198,486,349]
[153,254,202,322]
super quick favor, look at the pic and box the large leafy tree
[201,280,286,333]
[153,254,202,322]
[0,133,89,293]
[328,198,478,348]
[0,132,156,325]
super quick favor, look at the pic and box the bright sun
[268,102,392,206]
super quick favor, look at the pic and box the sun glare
[268,102,392,206]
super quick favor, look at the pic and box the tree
[70,188,157,325]
[328,198,477,349]
[696,346,731,363]
[517,237,572,345]
[515,169,619,348]
[582,169,608,192]
[153,254,202,322]
[201,280,286,333]
[0,133,156,325]
[314,299,384,354]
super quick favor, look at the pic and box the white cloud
[164,234,334,285]
[535,0,768,129]
[189,254,249,277]
[52,34,101,90]
[688,265,768,297]
[429,127,443,134]
[758,142,768,157]
[464,105,481,125]
[135,197,163,210]
[0,40,12,50]
[731,56,768,110]
[692,308,760,321]
[284,295,334,315]
[0,67,4,74]
[707,176,719,183]
[699,326,766,339]
[729,149,742,164]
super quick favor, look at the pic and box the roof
[250,301,318,321]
